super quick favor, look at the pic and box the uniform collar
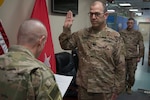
[8,45,35,58]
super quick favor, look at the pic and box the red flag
[0,21,9,55]
[31,0,56,73]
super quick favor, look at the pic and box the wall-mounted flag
[0,21,9,55]
[31,0,56,73]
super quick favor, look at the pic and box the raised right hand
[64,10,74,28]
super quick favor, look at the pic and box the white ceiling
[108,0,150,17]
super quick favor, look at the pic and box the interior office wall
[0,0,94,53]
[0,0,35,45]
[49,0,93,53]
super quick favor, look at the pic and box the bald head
[17,19,47,46]
[17,19,47,57]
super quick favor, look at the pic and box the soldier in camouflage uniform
[0,19,62,100]
[120,18,144,94]
[59,1,126,100]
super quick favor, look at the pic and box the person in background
[59,1,126,100]
[120,18,145,94]
[0,19,62,100]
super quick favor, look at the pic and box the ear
[104,12,109,20]
[38,35,46,45]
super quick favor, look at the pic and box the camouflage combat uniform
[0,45,62,100]
[59,26,126,100]
[120,29,144,88]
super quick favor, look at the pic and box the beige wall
[0,0,94,53]
[49,0,94,53]
[0,0,35,45]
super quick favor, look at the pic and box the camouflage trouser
[78,86,116,100]
[125,58,138,88]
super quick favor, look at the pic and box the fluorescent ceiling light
[107,9,115,13]
[135,12,142,16]
[119,3,131,7]
[129,9,138,12]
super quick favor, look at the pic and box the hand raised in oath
[64,10,74,28]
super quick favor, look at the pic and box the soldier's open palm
[64,10,74,28]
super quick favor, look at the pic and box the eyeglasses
[88,12,104,17]
[127,21,134,24]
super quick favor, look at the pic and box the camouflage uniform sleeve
[119,31,127,58]
[120,37,126,58]
[113,37,126,94]
[30,68,62,100]
[138,31,144,58]
[59,27,77,50]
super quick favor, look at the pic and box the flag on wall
[0,21,9,55]
[31,0,56,73]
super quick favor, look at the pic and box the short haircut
[92,1,107,13]
[128,18,135,22]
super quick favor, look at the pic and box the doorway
[139,22,150,66]
[132,22,150,92]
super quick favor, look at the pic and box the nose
[91,14,96,19]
